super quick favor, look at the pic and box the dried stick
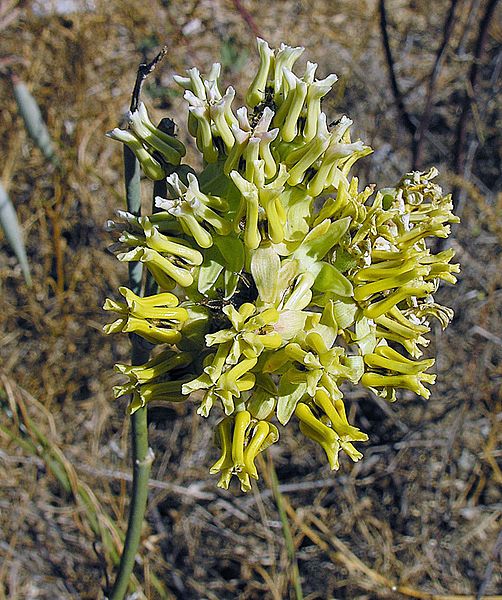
[477,528,502,599]
[379,0,416,138]
[130,46,168,113]
[412,0,460,168]
[232,0,262,38]
[453,0,500,177]
[456,0,482,55]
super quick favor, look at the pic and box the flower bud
[246,38,274,107]
[106,128,166,180]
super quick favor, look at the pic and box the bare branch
[453,0,500,178]
[129,45,168,113]
[412,0,460,168]
[232,0,262,38]
[378,0,416,138]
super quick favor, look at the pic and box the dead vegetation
[0,0,501,598]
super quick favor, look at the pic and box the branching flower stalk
[104,39,459,595]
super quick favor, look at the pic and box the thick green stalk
[109,146,152,600]
[123,145,143,294]
[144,179,166,297]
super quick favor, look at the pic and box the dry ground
[0,0,501,598]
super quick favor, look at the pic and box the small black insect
[329,116,343,129]
[157,117,176,136]
[197,273,259,332]
[251,86,277,128]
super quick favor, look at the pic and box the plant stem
[268,458,303,600]
[108,146,152,600]
[123,145,142,294]
[109,359,152,600]
[109,47,170,598]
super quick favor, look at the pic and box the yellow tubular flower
[229,171,262,249]
[299,420,341,470]
[244,138,261,182]
[106,39,458,493]
[361,372,436,399]
[103,288,188,345]
[285,116,331,186]
[210,88,236,149]
[134,102,186,156]
[232,410,251,470]
[121,317,182,345]
[364,345,434,374]
[189,105,218,163]
[115,350,193,384]
[354,266,429,302]
[295,403,337,445]
[280,70,308,142]
[210,417,234,489]
[243,420,270,479]
[273,42,304,102]
[364,281,436,320]
[211,413,279,489]
[246,38,274,108]
[128,104,184,165]
[304,73,338,142]
[314,389,368,442]
[106,128,166,180]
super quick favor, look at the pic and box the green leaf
[281,186,313,244]
[224,269,239,300]
[332,247,358,273]
[197,245,224,295]
[293,217,351,264]
[0,182,31,285]
[290,216,353,296]
[327,297,358,329]
[13,80,59,166]
[276,374,307,425]
[248,374,277,420]
[213,235,244,272]
[314,262,353,296]
[199,160,241,215]
[250,245,280,304]
[213,235,245,299]
[343,355,364,383]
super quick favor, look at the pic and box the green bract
[105,39,459,491]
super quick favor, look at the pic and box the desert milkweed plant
[104,39,459,598]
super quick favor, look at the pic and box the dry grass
[0,0,501,598]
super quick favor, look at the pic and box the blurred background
[0,0,501,598]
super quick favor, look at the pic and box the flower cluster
[105,39,459,491]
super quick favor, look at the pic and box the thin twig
[456,0,482,55]
[476,526,502,599]
[266,456,303,600]
[378,0,416,138]
[130,46,168,113]
[412,0,460,168]
[93,540,111,592]
[232,0,262,38]
[285,501,502,600]
[453,0,500,178]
